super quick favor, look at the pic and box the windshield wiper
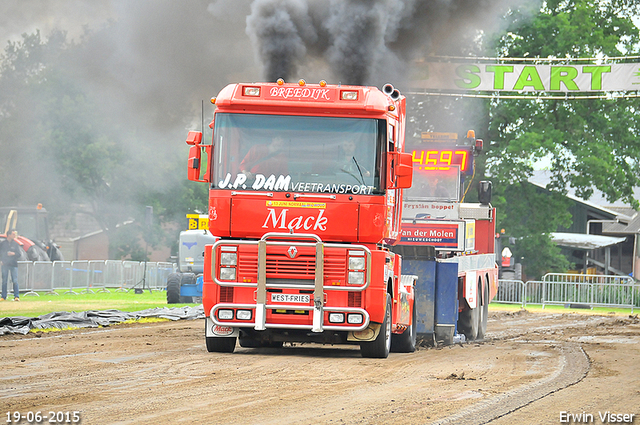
[352,156,365,185]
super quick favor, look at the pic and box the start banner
[413,63,640,92]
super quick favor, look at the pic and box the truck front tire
[360,294,392,358]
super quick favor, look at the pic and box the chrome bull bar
[210,303,370,332]
[211,232,372,333]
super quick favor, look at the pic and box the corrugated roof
[528,180,619,218]
[530,171,640,235]
[602,207,640,235]
[551,232,626,249]
[530,170,640,208]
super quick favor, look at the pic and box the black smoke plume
[245,0,536,87]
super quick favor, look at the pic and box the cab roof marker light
[341,90,358,100]
[277,78,285,85]
[319,80,327,87]
[298,79,306,86]
[243,86,261,96]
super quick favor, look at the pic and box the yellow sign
[421,132,458,140]
[266,201,326,209]
[186,214,209,230]
[465,220,476,251]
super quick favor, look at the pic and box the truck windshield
[403,167,461,202]
[212,113,384,195]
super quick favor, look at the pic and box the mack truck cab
[184,80,415,358]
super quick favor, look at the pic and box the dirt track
[1,309,639,425]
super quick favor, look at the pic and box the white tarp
[0,305,205,335]
[550,232,626,250]
[413,63,640,92]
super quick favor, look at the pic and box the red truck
[184,80,498,357]
[185,80,415,358]
[393,131,499,345]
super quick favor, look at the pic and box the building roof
[528,177,620,218]
[602,207,640,235]
[529,170,640,208]
[550,232,626,250]
[530,170,640,236]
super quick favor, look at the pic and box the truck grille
[220,286,234,303]
[348,291,362,307]
[266,255,315,276]
[237,251,347,282]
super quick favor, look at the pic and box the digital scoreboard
[411,148,471,173]
[407,132,474,175]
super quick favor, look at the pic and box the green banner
[413,63,640,92]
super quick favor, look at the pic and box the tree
[482,0,640,278]
[0,30,206,259]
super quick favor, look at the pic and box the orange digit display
[411,148,471,173]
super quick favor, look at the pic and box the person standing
[0,229,21,301]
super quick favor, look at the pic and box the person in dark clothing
[0,229,21,301]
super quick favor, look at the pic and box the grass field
[0,291,636,320]
[490,302,637,316]
[0,290,195,319]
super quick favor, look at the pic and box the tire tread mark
[429,343,590,425]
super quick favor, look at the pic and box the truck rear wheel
[457,301,479,341]
[391,297,417,353]
[166,273,181,304]
[360,294,392,358]
[205,320,237,353]
[476,282,489,340]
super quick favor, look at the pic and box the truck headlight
[349,256,365,270]
[218,309,234,320]
[236,310,252,320]
[220,252,237,266]
[348,271,364,285]
[347,314,363,324]
[220,267,236,281]
[329,313,345,323]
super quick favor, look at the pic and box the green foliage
[493,183,572,278]
[0,30,207,259]
[482,0,640,278]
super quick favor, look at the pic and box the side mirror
[187,145,202,181]
[478,180,492,204]
[186,131,202,146]
[185,131,212,183]
[389,152,413,189]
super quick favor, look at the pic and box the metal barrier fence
[495,274,639,312]
[17,260,176,295]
